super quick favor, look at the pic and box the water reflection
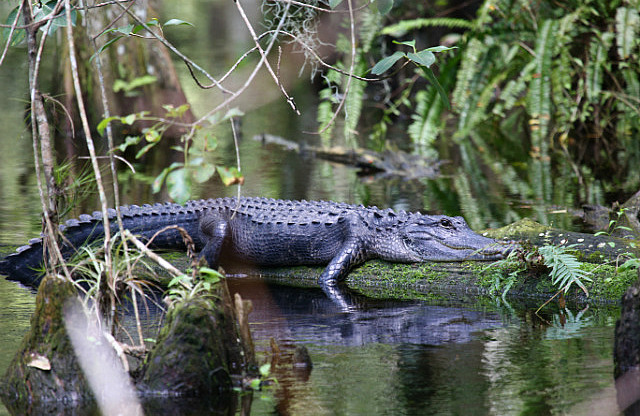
[226,278,619,415]
[228,278,504,346]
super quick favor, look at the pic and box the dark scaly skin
[0,197,512,307]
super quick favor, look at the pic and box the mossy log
[1,273,256,411]
[136,289,252,398]
[223,218,639,305]
[1,276,94,409]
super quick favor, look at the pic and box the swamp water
[0,274,623,415]
[0,1,631,413]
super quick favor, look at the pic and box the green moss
[483,218,550,239]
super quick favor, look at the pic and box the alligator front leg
[198,213,229,268]
[318,237,368,311]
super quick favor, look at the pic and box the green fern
[538,245,593,296]
[343,59,367,143]
[380,17,472,37]
[408,56,457,155]
[615,6,640,60]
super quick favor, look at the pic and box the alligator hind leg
[198,214,229,268]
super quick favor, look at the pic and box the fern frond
[452,38,499,135]
[343,59,367,143]
[381,17,472,37]
[526,19,556,150]
[586,34,612,101]
[615,6,640,60]
[539,245,593,296]
[408,90,441,157]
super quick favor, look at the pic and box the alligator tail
[0,202,205,288]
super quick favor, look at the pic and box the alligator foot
[319,281,360,313]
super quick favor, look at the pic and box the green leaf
[329,0,343,9]
[424,45,458,53]
[90,36,124,62]
[616,6,639,60]
[144,128,161,143]
[222,107,245,120]
[421,67,450,109]
[3,7,25,46]
[216,166,244,186]
[371,51,406,75]
[407,50,436,68]
[259,363,271,377]
[192,162,216,183]
[164,19,194,28]
[167,168,192,203]
[117,135,141,152]
[250,378,261,390]
[163,103,190,118]
[199,267,222,282]
[96,116,120,135]
[168,274,188,288]
[392,39,416,50]
[135,143,156,159]
[152,162,183,193]
[381,18,472,37]
[121,113,137,125]
[113,75,158,93]
[34,1,76,35]
[374,0,393,15]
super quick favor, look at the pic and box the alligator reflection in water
[227,278,504,346]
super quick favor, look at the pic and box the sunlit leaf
[223,107,245,120]
[371,51,406,75]
[121,113,137,125]
[96,116,120,135]
[164,19,194,28]
[163,103,190,118]
[216,166,244,186]
[144,128,161,143]
[259,363,271,377]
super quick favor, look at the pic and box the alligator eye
[440,218,454,228]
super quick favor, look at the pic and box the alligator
[0,197,512,306]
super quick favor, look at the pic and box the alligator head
[398,214,512,262]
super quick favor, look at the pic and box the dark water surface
[0,273,622,415]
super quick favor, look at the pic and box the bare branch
[0,1,23,67]
[314,0,357,135]
[235,0,300,114]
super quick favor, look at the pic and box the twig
[235,0,300,114]
[314,0,357,135]
[113,2,230,94]
[0,1,23,67]
[123,230,184,278]
[24,0,72,280]
[535,288,563,314]
[65,0,114,284]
